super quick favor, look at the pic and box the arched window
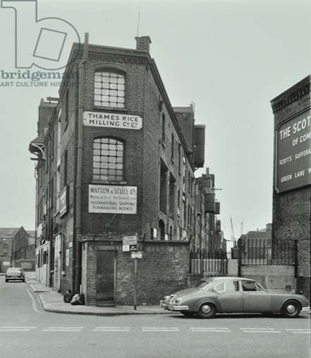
[159,220,165,240]
[94,70,125,108]
[93,138,124,182]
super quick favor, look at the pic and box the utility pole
[134,257,137,310]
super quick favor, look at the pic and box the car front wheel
[197,303,216,318]
[281,300,301,318]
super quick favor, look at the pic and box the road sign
[122,244,137,252]
[122,245,130,252]
[122,235,138,252]
[131,251,142,259]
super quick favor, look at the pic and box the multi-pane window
[64,150,68,187]
[93,138,124,182]
[160,162,168,214]
[169,174,175,219]
[178,144,181,174]
[65,89,69,123]
[94,71,125,108]
[161,114,165,142]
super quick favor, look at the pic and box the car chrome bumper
[301,306,311,313]
[160,300,170,309]
[170,305,189,311]
[6,277,24,280]
[160,301,189,311]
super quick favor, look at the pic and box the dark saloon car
[5,267,25,282]
[160,276,309,318]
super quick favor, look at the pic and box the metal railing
[190,250,228,275]
[190,258,228,275]
[238,238,296,266]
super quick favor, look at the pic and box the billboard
[89,185,137,214]
[275,109,311,193]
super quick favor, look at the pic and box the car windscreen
[7,268,23,273]
[256,282,266,291]
[195,280,210,289]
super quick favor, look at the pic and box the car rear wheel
[281,300,301,318]
[181,311,195,317]
[5,279,8,283]
[197,303,216,318]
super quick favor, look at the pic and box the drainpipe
[74,33,89,293]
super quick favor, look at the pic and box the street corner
[36,296,176,316]
[28,282,54,293]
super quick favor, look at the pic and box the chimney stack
[135,36,152,53]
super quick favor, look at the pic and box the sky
[0,0,310,240]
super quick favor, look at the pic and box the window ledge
[91,180,128,185]
[93,106,128,112]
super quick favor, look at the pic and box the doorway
[96,250,116,306]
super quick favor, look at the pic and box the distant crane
[230,216,236,247]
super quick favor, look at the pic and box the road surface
[0,275,310,358]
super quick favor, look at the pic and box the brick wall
[13,259,35,271]
[174,108,194,152]
[82,239,190,306]
[70,48,196,241]
[127,241,190,305]
[271,75,311,300]
[13,228,29,252]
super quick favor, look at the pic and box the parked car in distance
[160,276,310,318]
[5,267,25,283]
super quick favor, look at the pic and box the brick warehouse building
[193,168,224,259]
[29,36,213,306]
[271,75,311,300]
[0,227,30,272]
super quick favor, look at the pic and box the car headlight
[169,295,176,304]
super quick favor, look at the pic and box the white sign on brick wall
[83,111,142,130]
[89,185,137,214]
[122,236,138,251]
[131,251,142,259]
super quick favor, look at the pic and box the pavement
[24,272,170,316]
